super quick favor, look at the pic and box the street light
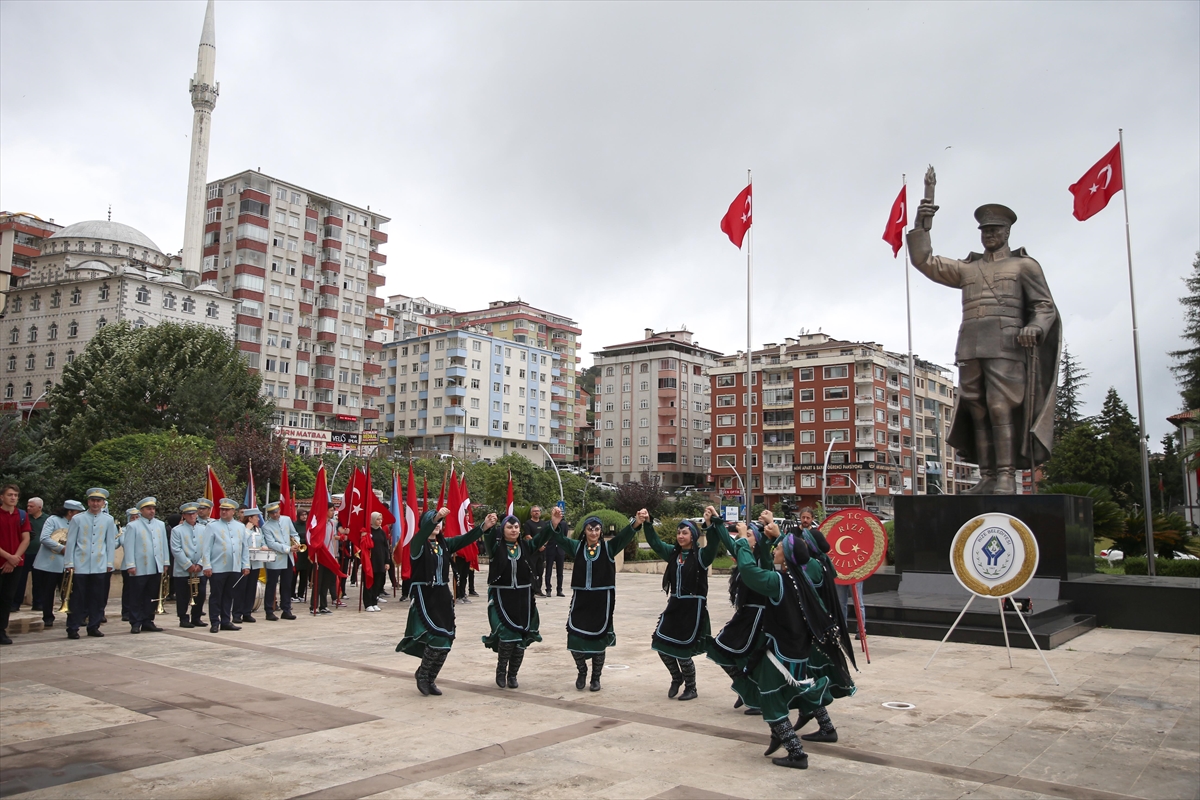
[22,388,48,423]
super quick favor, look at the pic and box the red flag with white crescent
[1069,142,1123,221]
[505,470,514,517]
[720,183,753,249]
[882,184,907,257]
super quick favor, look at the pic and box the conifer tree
[1054,345,1089,442]
[1169,252,1200,410]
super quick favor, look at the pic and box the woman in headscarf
[549,507,645,692]
[363,511,390,612]
[642,508,722,701]
[706,512,778,714]
[396,507,495,696]
[481,514,553,688]
[725,525,857,769]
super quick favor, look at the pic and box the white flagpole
[745,169,754,518]
[902,175,917,495]
[1119,129,1157,576]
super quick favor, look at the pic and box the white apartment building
[383,329,557,465]
[2,220,236,410]
[385,294,452,341]
[202,170,389,442]
[592,328,721,488]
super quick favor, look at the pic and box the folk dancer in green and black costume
[722,524,857,769]
[786,507,857,744]
[396,507,493,696]
[643,509,721,701]
[706,511,779,714]
[550,507,643,692]
[481,514,552,688]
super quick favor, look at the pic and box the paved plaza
[1,572,1197,800]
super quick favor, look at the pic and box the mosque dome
[48,220,163,255]
[65,259,114,275]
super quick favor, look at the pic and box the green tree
[1153,433,1184,515]
[1169,252,1200,410]
[65,432,214,502]
[113,436,213,517]
[0,414,63,505]
[613,472,666,517]
[1054,345,1089,441]
[1042,423,1117,487]
[1041,482,1125,540]
[1097,388,1144,507]
[45,321,273,464]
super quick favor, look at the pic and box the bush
[1123,557,1200,578]
[884,520,896,566]
[572,508,629,539]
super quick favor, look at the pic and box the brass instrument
[187,574,201,610]
[50,527,69,546]
[154,569,171,615]
[59,570,73,614]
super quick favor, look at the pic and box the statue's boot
[994,425,1017,494]
[964,417,996,495]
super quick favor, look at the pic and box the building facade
[708,332,968,517]
[385,294,451,341]
[383,329,556,465]
[1,213,62,312]
[1,220,236,411]
[591,328,721,488]
[436,300,582,462]
[574,386,594,470]
[201,170,390,446]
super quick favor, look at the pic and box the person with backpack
[0,483,32,644]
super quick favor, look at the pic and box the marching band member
[204,499,249,633]
[480,514,552,688]
[122,497,169,634]
[549,508,643,692]
[170,503,209,628]
[63,488,118,639]
[292,509,310,603]
[234,507,263,623]
[396,507,492,697]
[32,500,84,629]
[261,502,297,621]
[195,498,214,526]
[643,511,722,701]
[119,507,137,622]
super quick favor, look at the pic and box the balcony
[447,347,468,359]
[856,439,876,448]
[763,463,794,472]
[446,365,468,379]
[445,385,466,398]
[445,406,466,418]
[762,440,795,449]
[855,395,874,405]
[764,483,796,494]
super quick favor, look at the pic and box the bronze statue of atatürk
[908,167,1060,495]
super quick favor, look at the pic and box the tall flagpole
[1119,129,1157,576]
[745,169,754,517]
[902,174,917,496]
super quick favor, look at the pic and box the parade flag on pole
[444,469,461,538]
[505,470,514,517]
[882,184,907,257]
[1069,142,1123,221]
[459,472,479,571]
[359,465,375,589]
[389,471,403,550]
[422,477,429,515]
[306,463,347,578]
[243,460,256,509]
[280,459,296,520]
[366,470,395,531]
[205,465,226,507]
[720,183,753,249]
[436,472,447,512]
[404,465,419,546]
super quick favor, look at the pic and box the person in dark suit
[523,506,547,596]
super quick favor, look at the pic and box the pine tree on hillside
[1054,345,1089,442]
[1097,387,1144,507]
[1169,252,1200,411]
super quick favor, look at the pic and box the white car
[597,482,618,491]
[1099,548,1124,565]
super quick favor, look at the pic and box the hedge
[1123,557,1200,578]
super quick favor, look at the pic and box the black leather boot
[507,646,524,689]
[590,652,605,692]
[659,652,683,698]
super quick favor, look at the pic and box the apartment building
[592,328,721,488]
[436,300,582,462]
[708,332,968,517]
[383,329,557,464]
[202,170,389,443]
[1,213,62,312]
[2,220,236,412]
[574,386,594,469]
[385,294,451,341]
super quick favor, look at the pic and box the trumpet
[153,570,171,615]
[187,574,201,610]
[59,569,74,614]
[291,538,307,553]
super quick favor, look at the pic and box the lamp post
[22,389,48,423]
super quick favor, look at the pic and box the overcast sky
[2,1,1197,445]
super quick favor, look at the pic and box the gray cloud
[2,1,1196,443]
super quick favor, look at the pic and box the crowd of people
[0,481,856,771]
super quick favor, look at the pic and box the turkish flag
[1069,143,1123,221]
[882,184,907,257]
[205,466,226,507]
[720,184,753,249]
[458,473,479,570]
[306,464,347,579]
[443,469,460,538]
[279,459,296,520]
[338,468,369,540]
[505,470,514,517]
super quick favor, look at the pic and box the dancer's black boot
[767,719,809,769]
[800,706,838,743]
[496,642,513,688]
[573,652,589,690]
[507,646,524,689]
[677,658,698,701]
[425,647,449,696]
[590,652,605,692]
[659,652,683,698]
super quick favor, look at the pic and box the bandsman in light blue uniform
[234,507,263,624]
[32,500,84,629]
[261,502,297,621]
[64,488,119,639]
[204,499,249,633]
[195,498,213,527]
[171,502,209,628]
[119,507,138,623]
[122,497,169,634]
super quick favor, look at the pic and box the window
[716,414,735,426]
[824,407,850,421]
[799,388,815,402]
[716,374,735,387]
[716,434,736,447]
[29,294,40,311]
[163,292,176,310]
[135,285,151,304]
[97,317,107,330]
[717,394,735,407]
[799,409,815,423]
[70,288,81,305]
[800,430,816,444]
[206,302,219,319]
[98,284,110,301]
[824,386,849,400]
[824,429,849,443]
[45,352,55,369]
[823,365,848,379]
[26,326,37,343]
[798,367,814,381]
[50,291,61,309]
